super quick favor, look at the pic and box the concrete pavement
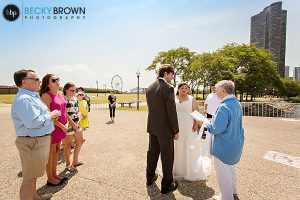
[0,104,299,199]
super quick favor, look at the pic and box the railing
[240,102,300,118]
[91,101,147,110]
[91,101,300,119]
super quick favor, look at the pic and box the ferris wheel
[111,75,123,92]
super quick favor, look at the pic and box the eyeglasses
[69,89,76,92]
[24,77,40,82]
[51,78,60,83]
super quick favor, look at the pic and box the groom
[146,64,179,194]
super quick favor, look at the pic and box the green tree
[216,43,281,101]
[146,47,196,86]
[280,78,300,97]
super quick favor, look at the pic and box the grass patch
[0,93,286,104]
[0,94,15,104]
[289,96,300,103]
[88,93,146,104]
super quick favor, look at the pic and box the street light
[96,80,99,97]
[136,70,140,110]
[103,84,107,96]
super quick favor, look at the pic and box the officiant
[197,80,244,200]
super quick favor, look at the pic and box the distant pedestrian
[108,91,117,122]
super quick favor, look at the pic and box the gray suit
[146,78,179,189]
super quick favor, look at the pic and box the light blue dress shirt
[11,88,54,137]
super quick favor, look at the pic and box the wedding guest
[204,83,221,119]
[197,80,244,200]
[11,69,60,200]
[108,91,117,122]
[202,83,222,139]
[40,74,68,186]
[63,82,84,172]
[77,87,91,112]
[76,90,89,130]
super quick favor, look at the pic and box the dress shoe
[233,194,240,200]
[46,180,64,186]
[38,193,53,200]
[161,180,178,194]
[57,176,68,181]
[146,173,158,186]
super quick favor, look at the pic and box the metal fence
[240,102,300,118]
[90,101,147,110]
[91,101,300,119]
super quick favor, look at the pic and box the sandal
[65,165,76,172]
[56,176,68,181]
[73,162,84,167]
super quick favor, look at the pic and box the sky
[0,0,299,91]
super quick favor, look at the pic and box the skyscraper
[294,67,300,81]
[284,66,290,78]
[250,2,287,77]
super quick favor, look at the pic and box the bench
[118,102,134,108]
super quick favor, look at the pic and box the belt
[19,133,51,138]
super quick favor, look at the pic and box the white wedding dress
[157,95,212,181]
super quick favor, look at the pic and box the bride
[158,82,211,180]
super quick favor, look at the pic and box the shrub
[289,97,300,103]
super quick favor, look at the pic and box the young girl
[77,91,89,130]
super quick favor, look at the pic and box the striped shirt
[66,97,80,123]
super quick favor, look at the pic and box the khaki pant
[15,135,50,180]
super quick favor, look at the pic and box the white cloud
[47,64,91,73]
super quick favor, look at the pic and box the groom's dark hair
[157,64,175,78]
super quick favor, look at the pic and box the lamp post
[136,70,140,110]
[96,80,99,97]
[103,84,107,96]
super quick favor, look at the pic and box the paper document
[190,110,210,123]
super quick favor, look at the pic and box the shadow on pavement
[57,148,65,165]
[147,183,176,200]
[58,144,75,165]
[37,169,78,196]
[17,171,22,178]
[147,180,214,199]
[178,180,215,199]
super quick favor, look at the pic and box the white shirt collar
[158,77,167,83]
[222,94,236,101]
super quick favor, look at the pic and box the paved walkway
[0,105,299,199]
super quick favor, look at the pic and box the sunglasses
[69,89,76,92]
[51,78,60,83]
[24,77,40,82]
[78,94,84,96]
